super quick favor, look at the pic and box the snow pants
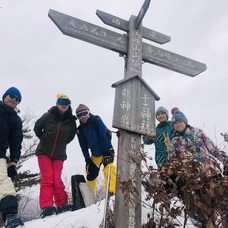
[0,158,18,222]
[86,155,116,196]
[37,155,68,209]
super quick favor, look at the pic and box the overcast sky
[1,0,228,171]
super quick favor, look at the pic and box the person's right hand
[85,158,100,181]
[144,134,156,140]
[7,164,17,181]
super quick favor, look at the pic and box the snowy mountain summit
[19,201,104,228]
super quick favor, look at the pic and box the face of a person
[57,104,69,114]
[173,121,186,132]
[3,94,20,109]
[76,110,90,123]
[156,112,168,122]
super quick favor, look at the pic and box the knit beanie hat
[171,107,180,115]
[2,87,22,103]
[76,104,89,115]
[171,107,188,124]
[155,106,169,119]
[56,93,71,105]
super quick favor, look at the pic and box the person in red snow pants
[34,94,77,218]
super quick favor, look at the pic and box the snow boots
[40,206,58,218]
[40,204,76,218]
[5,214,24,228]
[57,204,76,213]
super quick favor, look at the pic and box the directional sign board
[135,0,151,29]
[48,9,207,77]
[96,10,171,44]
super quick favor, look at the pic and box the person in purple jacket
[164,107,228,226]
[164,107,227,174]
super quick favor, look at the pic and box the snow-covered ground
[20,201,104,228]
[13,188,198,228]
[16,199,197,228]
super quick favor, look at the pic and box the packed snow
[19,200,105,228]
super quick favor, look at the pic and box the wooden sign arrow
[48,9,207,77]
[135,0,151,29]
[96,10,170,44]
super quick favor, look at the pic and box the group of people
[1,85,228,227]
[0,87,116,227]
[143,106,228,169]
[143,106,228,225]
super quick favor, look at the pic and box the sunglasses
[76,110,89,119]
[9,94,20,102]
[57,98,71,106]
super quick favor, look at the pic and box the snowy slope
[19,201,105,228]
[16,199,197,228]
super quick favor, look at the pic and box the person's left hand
[103,149,114,167]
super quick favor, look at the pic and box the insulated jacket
[77,114,113,163]
[143,121,174,164]
[167,125,226,173]
[34,106,77,160]
[0,101,23,163]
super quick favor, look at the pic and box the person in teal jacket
[143,106,175,166]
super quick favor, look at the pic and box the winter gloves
[86,159,100,181]
[85,149,115,181]
[7,165,17,181]
[102,149,114,167]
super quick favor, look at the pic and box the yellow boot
[103,163,116,194]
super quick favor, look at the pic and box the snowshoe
[40,206,58,218]
[5,214,24,228]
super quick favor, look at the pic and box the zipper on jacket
[51,125,61,158]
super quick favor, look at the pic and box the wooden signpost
[48,1,207,227]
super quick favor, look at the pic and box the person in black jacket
[34,94,77,218]
[0,87,24,227]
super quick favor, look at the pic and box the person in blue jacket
[76,104,116,196]
[0,87,24,227]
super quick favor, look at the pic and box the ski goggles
[57,98,71,106]
[9,94,20,102]
[76,110,89,119]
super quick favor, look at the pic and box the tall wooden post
[114,14,143,227]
